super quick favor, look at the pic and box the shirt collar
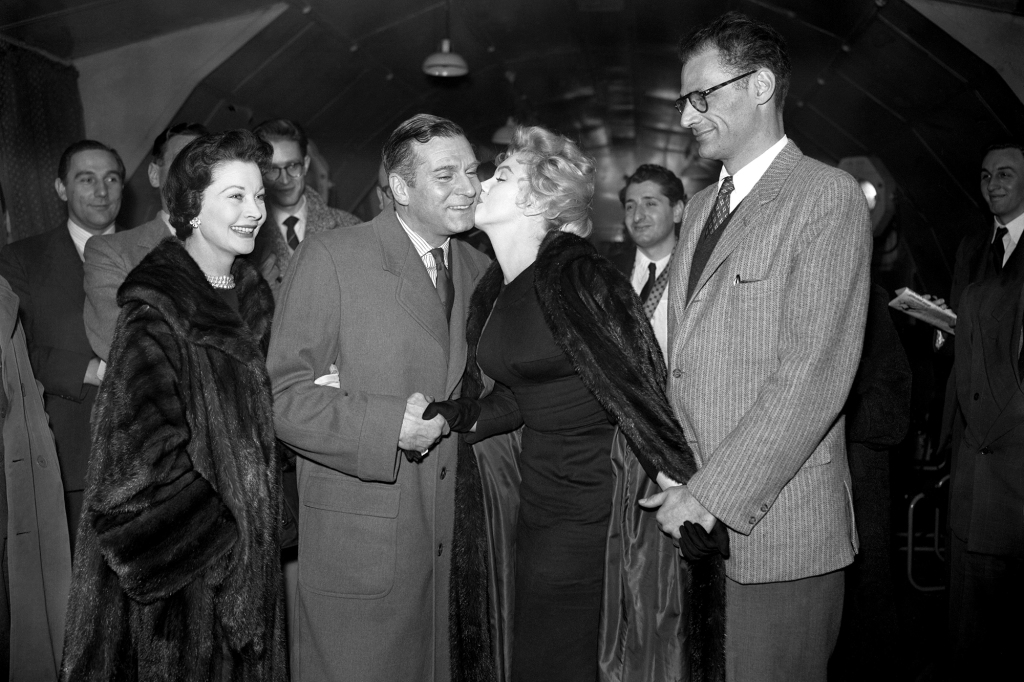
[67,218,114,260]
[271,193,307,227]
[633,248,671,273]
[719,135,789,208]
[396,212,450,259]
[996,212,1024,243]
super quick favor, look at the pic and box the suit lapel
[979,280,1024,443]
[668,190,713,358]
[377,211,450,355]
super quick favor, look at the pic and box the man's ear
[672,200,685,224]
[54,177,68,202]
[753,68,777,106]
[390,173,411,207]
[147,162,161,189]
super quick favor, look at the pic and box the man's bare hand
[638,485,716,539]
[398,392,445,453]
[921,293,951,312]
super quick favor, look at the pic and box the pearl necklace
[205,273,235,289]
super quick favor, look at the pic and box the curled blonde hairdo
[497,126,595,237]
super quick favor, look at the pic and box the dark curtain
[0,38,84,248]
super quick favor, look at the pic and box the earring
[189,217,201,228]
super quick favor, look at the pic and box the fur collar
[118,237,275,361]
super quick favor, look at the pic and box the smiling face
[679,48,760,172]
[264,138,309,209]
[623,180,682,256]
[56,149,123,233]
[393,135,479,243]
[980,147,1024,225]
[189,160,266,258]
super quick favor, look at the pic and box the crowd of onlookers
[1,9,1022,682]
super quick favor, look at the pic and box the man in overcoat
[641,13,871,681]
[267,114,490,682]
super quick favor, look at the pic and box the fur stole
[450,230,725,682]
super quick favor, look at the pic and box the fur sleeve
[88,303,237,604]
[534,232,698,485]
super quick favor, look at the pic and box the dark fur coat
[60,238,287,682]
[450,231,725,682]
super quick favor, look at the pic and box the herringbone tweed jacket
[667,141,872,584]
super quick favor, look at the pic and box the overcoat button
[671,369,682,378]
[760,504,768,512]
[748,516,756,524]
[973,393,980,400]
[36,456,48,468]
[440,467,447,480]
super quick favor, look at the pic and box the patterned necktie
[430,247,453,323]
[642,260,672,320]
[992,225,1008,271]
[701,176,735,240]
[284,215,300,251]
[639,262,657,304]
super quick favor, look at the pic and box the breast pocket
[299,473,400,599]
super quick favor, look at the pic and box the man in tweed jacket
[641,13,871,681]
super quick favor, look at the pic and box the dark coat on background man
[60,239,286,682]
[0,226,102,544]
[450,231,725,682]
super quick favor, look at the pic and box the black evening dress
[476,263,615,682]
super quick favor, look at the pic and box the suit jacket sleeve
[268,238,406,482]
[90,305,237,603]
[83,235,127,361]
[687,173,871,533]
[0,245,93,401]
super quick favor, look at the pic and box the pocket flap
[303,474,400,518]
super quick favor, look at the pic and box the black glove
[678,520,731,562]
[402,448,427,464]
[421,398,481,433]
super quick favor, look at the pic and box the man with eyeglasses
[83,122,208,362]
[252,118,360,295]
[638,12,871,681]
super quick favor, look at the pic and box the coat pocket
[299,473,400,599]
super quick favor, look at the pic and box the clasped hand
[398,392,447,455]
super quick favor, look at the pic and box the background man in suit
[267,114,490,682]
[251,118,361,295]
[640,13,871,681]
[610,164,686,356]
[946,143,1024,676]
[83,122,207,361]
[0,140,125,551]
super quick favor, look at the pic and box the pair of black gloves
[414,398,730,563]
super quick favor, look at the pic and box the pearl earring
[189,217,201,228]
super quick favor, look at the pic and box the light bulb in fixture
[422,38,468,77]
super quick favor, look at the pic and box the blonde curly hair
[498,126,595,237]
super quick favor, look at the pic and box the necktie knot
[719,175,735,197]
[283,215,300,250]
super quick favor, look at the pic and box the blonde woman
[432,126,726,682]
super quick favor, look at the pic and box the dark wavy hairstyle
[57,140,125,183]
[164,130,273,240]
[618,164,686,208]
[678,11,792,109]
[382,114,466,186]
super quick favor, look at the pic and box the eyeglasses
[674,70,757,114]
[264,162,305,181]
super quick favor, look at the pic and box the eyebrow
[220,185,247,192]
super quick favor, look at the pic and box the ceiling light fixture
[422,0,467,77]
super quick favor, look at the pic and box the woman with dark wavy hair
[60,130,287,682]
[434,126,726,682]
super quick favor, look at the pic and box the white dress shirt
[630,249,671,358]
[273,195,308,250]
[994,212,1024,266]
[721,135,789,212]
[396,213,450,286]
[67,219,114,261]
